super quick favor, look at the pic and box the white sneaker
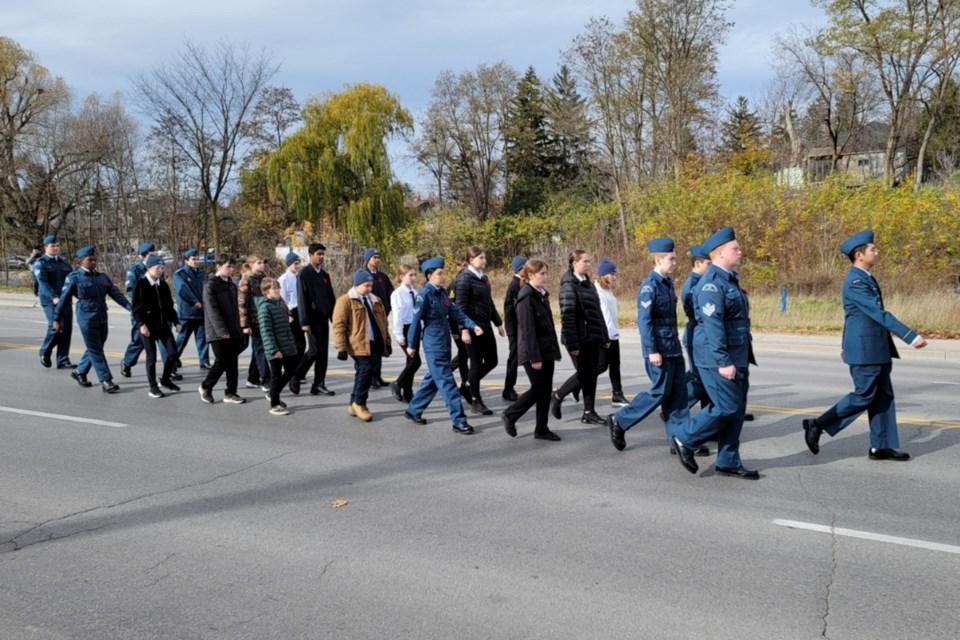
[223,393,246,404]
[269,405,290,416]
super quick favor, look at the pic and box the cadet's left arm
[109,278,132,311]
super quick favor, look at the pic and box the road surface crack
[821,512,838,638]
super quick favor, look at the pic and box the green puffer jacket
[256,296,298,358]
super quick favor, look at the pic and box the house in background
[805,122,907,186]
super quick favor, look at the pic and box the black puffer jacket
[558,270,609,351]
[454,269,503,330]
[516,284,561,365]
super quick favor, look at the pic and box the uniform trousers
[77,318,113,382]
[672,366,749,469]
[615,356,687,438]
[203,338,241,395]
[175,318,209,367]
[815,363,899,450]
[503,361,555,435]
[407,350,468,426]
[41,302,73,364]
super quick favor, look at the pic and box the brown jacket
[332,288,391,357]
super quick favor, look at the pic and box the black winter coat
[558,270,609,351]
[132,277,179,334]
[516,284,561,365]
[204,276,243,341]
[454,269,503,330]
[503,275,523,337]
[297,266,336,325]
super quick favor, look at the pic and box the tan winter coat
[332,288,391,357]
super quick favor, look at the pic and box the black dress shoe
[374,377,389,388]
[715,465,760,479]
[71,370,92,388]
[803,418,822,455]
[452,422,474,435]
[288,376,301,395]
[550,393,562,420]
[102,380,120,394]
[611,391,628,406]
[168,372,183,381]
[607,415,626,451]
[743,413,756,422]
[56,361,77,369]
[868,448,911,461]
[502,390,518,402]
[672,436,699,474]
[501,414,517,438]
[471,400,493,415]
[534,429,561,441]
[120,363,132,378]
[669,444,711,457]
[390,381,405,403]
[310,383,335,396]
[580,410,605,425]
[404,411,427,425]
[40,354,52,368]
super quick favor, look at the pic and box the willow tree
[267,83,413,251]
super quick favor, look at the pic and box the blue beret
[421,257,444,273]
[511,255,527,273]
[840,229,874,257]
[42,235,58,245]
[145,255,165,269]
[137,242,156,255]
[352,270,374,287]
[285,252,301,267]
[597,258,617,276]
[363,248,380,263]
[689,244,710,260]
[702,227,736,254]
[183,248,198,258]
[76,246,96,258]
[647,237,675,253]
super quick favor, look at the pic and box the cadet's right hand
[719,365,736,380]
[337,351,348,361]
[914,336,928,349]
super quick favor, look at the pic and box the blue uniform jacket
[637,270,682,358]
[173,264,206,320]
[840,266,917,365]
[406,282,477,354]
[692,264,755,369]
[33,254,74,305]
[680,270,701,355]
[54,268,130,324]
[125,262,147,298]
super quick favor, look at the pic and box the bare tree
[133,39,277,253]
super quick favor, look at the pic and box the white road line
[773,519,960,555]
[0,406,128,428]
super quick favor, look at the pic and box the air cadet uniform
[607,238,690,452]
[53,246,131,393]
[34,235,75,368]
[681,244,711,409]
[404,257,479,434]
[802,230,924,460]
[173,248,210,369]
[669,227,757,477]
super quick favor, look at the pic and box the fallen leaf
[332,499,349,508]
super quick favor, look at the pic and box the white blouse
[390,284,418,343]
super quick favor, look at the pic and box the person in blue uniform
[120,242,165,378]
[173,248,210,370]
[668,227,758,479]
[608,238,706,456]
[404,257,482,435]
[53,246,130,393]
[680,244,711,410]
[132,255,182,398]
[802,230,927,461]
[34,235,75,369]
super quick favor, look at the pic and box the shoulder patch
[701,283,719,293]
[851,279,861,285]
[640,285,654,293]
[702,302,716,317]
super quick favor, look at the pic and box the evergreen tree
[501,67,553,215]
[544,65,594,191]
[720,96,763,156]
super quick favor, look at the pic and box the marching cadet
[296,243,336,396]
[501,255,526,402]
[132,255,181,398]
[607,238,704,455]
[120,243,165,378]
[802,230,927,461]
[681,244,711,410]
[173,248,210,370]
[668,227,758,479]
[404,257,483,435]
[362,247,394,388]
[332,271,392,422]
[34,235,75,369]
[53,246,130,393]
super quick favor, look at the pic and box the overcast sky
[6,0,825,189]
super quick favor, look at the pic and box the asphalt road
[1,294,958,640]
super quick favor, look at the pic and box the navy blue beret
[511,256,527,273]
[77,246,96,258]
[689,244,710,260]
[421,257,444,273]
[840,229,874,257]
[647,237,675,253]
[702,227,736,254]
